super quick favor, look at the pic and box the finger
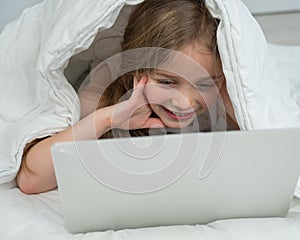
[133,74,147,88]
[137,75,148,86]
[132,75,147,97]
[143,118,166,128]
[133,75,138,89]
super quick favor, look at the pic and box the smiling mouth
[162,107,195,120]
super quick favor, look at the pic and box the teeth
[171,111,190,117]
[164,107,193,117]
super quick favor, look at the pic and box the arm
[16,106,113,194]
[17,76,165,194]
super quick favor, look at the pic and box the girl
[17,0,239,194]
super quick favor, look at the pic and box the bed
[1,181,300,239]
[1,0,300,239]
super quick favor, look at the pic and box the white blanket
[0,0,300,237]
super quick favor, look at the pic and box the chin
[161,119,194,129]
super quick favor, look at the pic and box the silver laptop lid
[51,128,300,233]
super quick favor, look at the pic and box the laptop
[51,128,300,234]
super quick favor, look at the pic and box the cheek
[197,90,220,109]
[144,84,168,105]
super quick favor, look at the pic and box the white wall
[255,12,300,45]
[1,0,300,37]
[242,0,300,14]
[0,0,42,31]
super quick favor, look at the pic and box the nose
[170,88,198,111]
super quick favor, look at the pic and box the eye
[196,81,216,91]
[157,79,177,87]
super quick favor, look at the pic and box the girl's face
[143,43,225,129]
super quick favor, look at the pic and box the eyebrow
[154,72,223,82]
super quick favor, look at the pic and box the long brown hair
[98,0,220,138]
[19,0,220,175]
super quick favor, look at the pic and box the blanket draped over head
[0,0,299,196]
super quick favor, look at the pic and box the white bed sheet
[1,181,300,240]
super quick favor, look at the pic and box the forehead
[152,63,218,85]
[181,44,220,74]
[151,69,215,85]
[154,44,221,82]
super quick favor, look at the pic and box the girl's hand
[109,75,165,130]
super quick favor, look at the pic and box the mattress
[0,181,300,240]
